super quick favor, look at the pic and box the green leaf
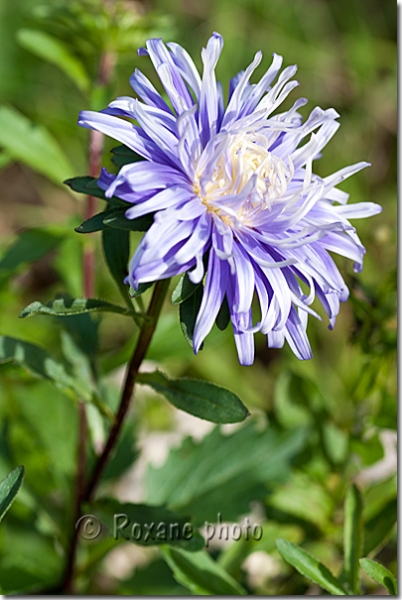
[275,539,349,595]
[0,335,91,402]
[363,498,397,555]
[344,484,363,594]
[101,428,139,481]
[359,558,397,595]
[102,211,154,232]
[75,208,154,234]
[171,274,201,305]
[0,466,24,522]
[216,297,231,331]
[17,29,90,93]
[146,422,306,524]
[110,144,144,168]
[161,547,246,595]
[0,228,62,273]
[137,370,249,424]
[19,297,134,319]
[64,176,127,205]
[75,210,114,233]
[0,106,74,185]
[179,283,203,347]
[130,282,154,298]
[95,498,204,551]
[102,227,131,309]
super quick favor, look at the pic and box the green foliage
[146,422,306,524]
[179,284,204,347]
[276,539,348,595]
[95,498,204,551]
[17,29,90,93]
[276,484,397,595]
[0,228,63,275]
[360,558,397,596]
[0,106,74,185]
[0,0,395,595]
[0,465,24,522]
[343,484,363,594]
[137,370,249,424]
[20,297,134,318]
[161,547,246,595]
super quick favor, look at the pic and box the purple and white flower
[79,33,381,365]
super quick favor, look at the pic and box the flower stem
[84,278,170,502]
[61,278,170,593]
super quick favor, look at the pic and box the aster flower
[78,33,381,365]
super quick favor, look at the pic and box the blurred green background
[0,0,396,595]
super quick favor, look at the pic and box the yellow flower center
[194,132,294,225]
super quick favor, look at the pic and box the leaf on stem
[19,297,135,319]
[275,539,349,595]
[75,208,153,234]
[0,466,25,522]
[101,227,132,310]
[137,370,249,424]
[171,274,201,305]
[179,284,203,347]
[64,176,127,205]
[110,144,144,168]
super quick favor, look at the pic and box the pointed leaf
[110,144,144,168]
[130,282,154,298]
[75,210,114,233]
[0,466,25,522]
[162,547,246,595]
[179,284,203,347]
[94,498,204,551]
[137,370,249,424]
[276,539,349,595]
[344,484,363,594]
[103,211,154,232]
[359,558,397,595]
[19,297,134,319]
[102,227,131,308]
[17,29,90,93]
[64,176,127,205]
[0,106,74,185]
[171,274,201,305]
[216,297,230,331]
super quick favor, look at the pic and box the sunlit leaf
[0,106,74,185]
[17,29,90,93]
[161,547,246,595]
[0,466,24,522]
[138,370,249,424]
[20,297,134,319]
[343,484,363,594]
[359,558,397,595]
[276,539,348,595]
